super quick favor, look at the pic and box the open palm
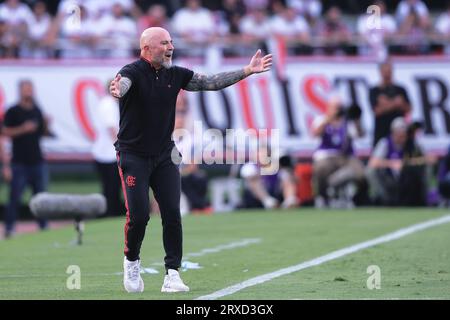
[248,49,273,74]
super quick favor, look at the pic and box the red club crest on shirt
[126,175,136,187]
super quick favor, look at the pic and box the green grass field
[1,208,449,300]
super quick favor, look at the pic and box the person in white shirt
[95,2,138,58]
[59,4,99,58]
[21,1,53,58]
[240,8,271,42]
[435,1,450,54]
[286,0,321,25]
[395,0,429,26]
[270,6,309,42]
[171,0,216,44]
[356,0,396,59]
[0,0,33,57]
[92,80,124,217]
[0,0,33,26]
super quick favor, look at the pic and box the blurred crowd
[1,0,450,59]
[2,1,450,235]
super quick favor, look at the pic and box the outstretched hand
[110,74,121,98]
[245,49,273,75]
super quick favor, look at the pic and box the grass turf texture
[0,208,449,300]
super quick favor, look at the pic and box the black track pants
[117,145,182,270]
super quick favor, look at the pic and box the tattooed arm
[110,74,132,98]
[185,49,272,92]
[185,69,248,91]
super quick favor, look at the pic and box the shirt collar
[140,56,163,73]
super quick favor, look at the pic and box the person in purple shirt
[311,96,366,208]
[367,117,431,206]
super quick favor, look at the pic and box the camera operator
[311,96,366,208]
[367,117,433,206]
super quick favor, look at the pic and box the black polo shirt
[114,58,194,156]
[369,84,410,147]
[3,103,45,165]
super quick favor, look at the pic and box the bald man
[110,27,272,293]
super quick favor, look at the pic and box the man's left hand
[245,49,273,76]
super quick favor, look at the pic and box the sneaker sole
[124,278,144,293]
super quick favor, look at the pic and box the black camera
[335,103,362,121]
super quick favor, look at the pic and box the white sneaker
[161,269,190,292]
[123,257,144,293]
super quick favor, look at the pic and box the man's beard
[161,58,172,69]
[155,55,172,69]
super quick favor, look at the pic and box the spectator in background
[2,80,51,238]
[171,0,216,49]
[173,95,211,214]
[435,1,450,54]
[315,6,351,55]
[59,4,99,58]
[0,19,7,57]
[436,1,450,35]
[242,0,269,12]
[92,80,124,217]
[402,120,436,205]
[438,144,450,203]
[286,0,322,28]
[397,6,431,55]
[0,120,12,183]
[222,0,246,35]
[369,60,411,146]
[270,5,310,46]
[239,144,298,210]
[239,8,271,45]
[0,0,33,57]
[395,0,429,27]
[57,0,136,20]
[356,0,396,59]
[21,1,53,58]
[96,2,138,58]
[311,96,366,208]
[138,4,170,35]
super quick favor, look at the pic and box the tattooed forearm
[119,77,132,97]
[185,69,247,91]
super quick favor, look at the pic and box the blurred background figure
[0,0,33,58]
[138,4,170,34]
[91,80,124,217]
[315,6,351,55]
[171,0,216,56]
[239,8,271,50]
[395,0,430,27]
[58,4,99,59]
[269,4,310,54]
[311,96,366,209]
[95,1,138,58]
[173,94,211,215]
[20,1,53,59]
[239,143,298,210]
[367,117,408,206]
[367,117,431,206]
[356,0,397,60]
[2,80,51,238]
[286,0,322,28]
[438,144,450,206]
[369,60,411,147]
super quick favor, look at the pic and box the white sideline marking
[185,238,261,258]
[196,215,450,300]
